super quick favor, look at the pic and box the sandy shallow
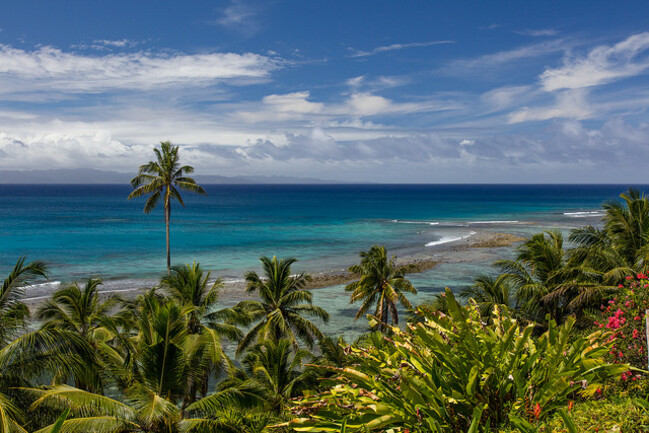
[21,230,525,310]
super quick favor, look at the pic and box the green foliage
[289,289,626,432]
[160,262,244,340]
[467,188,649,328]
[235,256,329,355]
[502,397,649,432]
[345,245,417,332]
[0,257,47,345]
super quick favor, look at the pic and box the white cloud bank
[0,44,277,93]
[2,118,648,183]
[236,91,450,123]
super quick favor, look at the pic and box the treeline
[1,189,649,432]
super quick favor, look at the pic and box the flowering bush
[288,289,626,432]
[594,274,649,384]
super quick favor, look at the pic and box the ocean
[0,183,643,337]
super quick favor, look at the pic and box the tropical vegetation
[3,188,649,431]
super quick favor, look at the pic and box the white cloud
[236,91,324,122]
[216,0,261,37]
[2,117,649,182]
[0,130,148,171]
[445,40,566,73]
[541,32,649,91]
[515,29,558,37]
[344,93,392,116]
[0,44,277,94]
[348,40,454,58]
[325,119,385,130]
[263,92,324,114]
[236,90,450,123]
[346,75,365,87]
[481,86,535,111]
[508,89,592,123]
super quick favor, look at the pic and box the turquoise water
[1,183,643,338]
[1,184,638,279]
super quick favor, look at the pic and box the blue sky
[1,1,649,182]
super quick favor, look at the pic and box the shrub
[287,289,626,432]
[594,274,649,391]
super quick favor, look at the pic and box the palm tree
[234,256,329,355]
[36,278,117,392]
[569,188,649,283]
[460,274,517,318]
[602,188,649,266]
[0,257,46,431]
[0,257,47,345]
[345,245,417,332]
[0,259,95,433]
[128,141,206,271]
[493,230,603,323]
[209,339,313,417]
[37,279,114,339]
[129,296,233,406]
[160,262,243,339]
[27,382,258,433]
[239,339,312,413]
[26,297,255,433]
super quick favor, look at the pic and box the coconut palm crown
[128,141,206,271]
[234,256,329,355]
[345,245,417,332]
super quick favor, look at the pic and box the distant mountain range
[0,168,345,184]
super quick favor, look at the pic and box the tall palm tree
[128,141,206,271]
[234,256,329,355]
[345,245,417,332]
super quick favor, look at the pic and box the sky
[0,1,649,183]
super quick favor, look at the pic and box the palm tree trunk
[165,199,171,271]
[381,300,389,333]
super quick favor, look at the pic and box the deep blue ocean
[1,183,643,279]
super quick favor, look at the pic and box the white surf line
[23,286,148,302]
[467,220,520,224]
[425,231,477,247]
[563,211,605,217]
[392,220,440,225]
